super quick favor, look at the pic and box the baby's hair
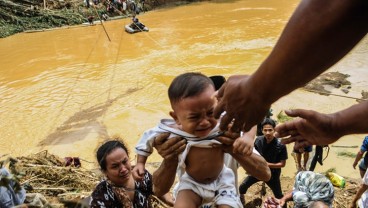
[261,118,276,129]
[96,137,129,171]
[168,72,215,105]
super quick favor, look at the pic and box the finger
[280,137,297,145]
[154,133,170,145]
[138,168,145,176]
[162,136,183,149]
[174,140,187,154]
[216,137,232,146]
[275,119,300,137]
[223,131,240,140]
[211,143,222,148]
[285,109,314,119]
[216,135,236,145]
[230,118,244,133]
[219,114,235,131]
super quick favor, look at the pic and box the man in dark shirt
[239,118,288,199]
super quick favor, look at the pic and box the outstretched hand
[214,75,271,133]
[276,109,340,149]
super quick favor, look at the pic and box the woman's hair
[168,72,215,105]
[260,117,276,129]
[96,137,129,171]
[292,171,334,208]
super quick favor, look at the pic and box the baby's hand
[132,163,145,181]
[233,133,253,156]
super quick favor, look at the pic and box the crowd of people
[1,0,367,206]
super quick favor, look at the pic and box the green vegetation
[337,151,357,158]
[276,110,293,123]
[0,0,90,38]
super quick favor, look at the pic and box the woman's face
[104,147,132,186]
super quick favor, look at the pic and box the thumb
[285,109,312,119]
[138,167,145,176]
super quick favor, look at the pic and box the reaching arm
[151,133,186,196]
[253,0,368,105]
[350,183,368,208]
[334,101,368,137]
[152,157,178,197]
[267,160,286,169]
[353,151,364,169]
[232,150,271,182]
[216,130,271,181]
[214,0,368,132]
[277,101,368,149]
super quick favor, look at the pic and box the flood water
[1,0,367,180]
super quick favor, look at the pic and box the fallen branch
[32,187,69,192]
[332,145,358,148]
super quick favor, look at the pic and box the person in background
[350,169,368,208]
[309,145,329,172]
[239,118,287,200]
[213,0,368,149]
[87,16,94,25]
[264,171,334,208]
[101,12,109,21]
[293,145,312,171]
[256,109,273,136]
[90,138,173,208]
[353,136,368,178]
[130,16,145,30]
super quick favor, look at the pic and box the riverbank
[1,151,362,207]
[0,0,195,38]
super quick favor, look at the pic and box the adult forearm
[334,101,368,137]
[250,0,368,105]
[351,184,368,205]
[354,152,364,165]
[268,161,286,169]
[233,152,271,181]
[152,158,178,197]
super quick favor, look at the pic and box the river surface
[1,0,367,180]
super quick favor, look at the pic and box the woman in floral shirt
[90,138,172,208]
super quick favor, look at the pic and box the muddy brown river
[1,0,367,180]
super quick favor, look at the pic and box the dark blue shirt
[361,136,368,165]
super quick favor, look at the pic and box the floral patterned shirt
[90,170,153,208]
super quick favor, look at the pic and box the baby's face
[171,86,217,137]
